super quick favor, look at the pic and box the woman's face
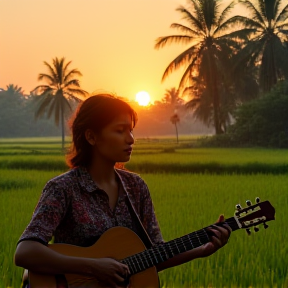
[92,113,135,164]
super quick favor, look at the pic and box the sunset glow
[135,91,151,106]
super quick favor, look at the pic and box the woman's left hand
[200,214,232,258]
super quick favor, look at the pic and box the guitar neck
[121,217,239,275]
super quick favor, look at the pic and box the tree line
[1,0,287,148]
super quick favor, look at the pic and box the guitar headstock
[234,197,275,235]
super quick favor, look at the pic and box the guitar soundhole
[55,274,68,288]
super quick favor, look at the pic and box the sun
[135,91,151,106]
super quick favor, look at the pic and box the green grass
[0,137,287,287]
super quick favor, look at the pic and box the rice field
[0,137,287,288]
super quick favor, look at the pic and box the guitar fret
[156,246,164,262]
[151,249,159,264]
[146,250,154,266]
[203,229,210,242]
[174,240,181,254]
[141,251,150,268]
[181,237,187,251]
[167,242,175,257]
[196,232,202,245]
[188,234,194,248]
[127,258,136,274]
[158,244,168,262]
[132,255,141,272]
[135,254,145,271]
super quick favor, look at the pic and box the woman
[15,93,231,287]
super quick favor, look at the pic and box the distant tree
[229,80,288,147]
[170,112,180,143]
[233,0,288,92]
[32,57,88,149]
[162,87,184,106]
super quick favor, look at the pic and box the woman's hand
[89,258,130,288]
[200,214,232,258]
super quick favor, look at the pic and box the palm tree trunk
[61,105,65,150]
[175,123,178,144]
[208,50,222,135]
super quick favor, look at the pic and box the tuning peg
[246,228,251,235]
[236,204,242,210]
[255,197,260,203]
[254,226,259,232]
[246,200,252,206]
[263,223,269,229]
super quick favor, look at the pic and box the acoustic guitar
[29,198,275,288]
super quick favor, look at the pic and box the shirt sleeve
[139,180,165,245]
[17,180,68,245]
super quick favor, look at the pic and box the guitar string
[124,219,239,274]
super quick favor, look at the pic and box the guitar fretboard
[121,217,239,275]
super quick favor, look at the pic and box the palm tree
[32,57,88,149]
[0,84,24,97]
[163,87,182,106]
[170,112,180,143]
[155,0,245,134]
[232,0,288,92]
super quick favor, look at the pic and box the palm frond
[47,98,56,119]
[176,6,204,33]
[35,92,54,119]
[275,3,288,24]
[187,0,205,28]
[32,85,54,95]
[161,44,200,81]
[200,0,218,32]
[155,35,194,49]
[65,92,85,103]
[37,73,56,85]
[64,87,88,98]
[217,1,235,27]
[63,79,81,88]
[178,56,199,89]
[170,23,203,37]
[257,0,267,21]
[43,61,58,82]
[54,57,65,85]
[276,23,288,30]
[239,0,266,27]
[63,60,72,76]
[279,28,288,35]
[217,28,256,42]
[273,0,282,22]
[215,15,265,34]
[63,69,82,83]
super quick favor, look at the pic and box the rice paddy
[0,137,287,288]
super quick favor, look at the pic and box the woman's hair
[66,93,138,168]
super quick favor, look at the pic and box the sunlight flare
[135,91,150,106]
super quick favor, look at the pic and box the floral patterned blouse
[18,167,164,247]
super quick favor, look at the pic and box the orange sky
[0,0,242,103]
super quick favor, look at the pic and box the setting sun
[135,91,151,106]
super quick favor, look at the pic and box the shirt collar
[78,166,99,193]
[77,166,129,195]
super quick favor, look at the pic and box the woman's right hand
[89,258,130,287]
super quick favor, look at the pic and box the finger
[211,235,222,248]
[211,224,232,235]
[114,272,126,283]
[217,214,225,223]
[209,227,230,245]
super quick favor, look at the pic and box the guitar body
[29,227,159,288]
[28,199,275,288]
